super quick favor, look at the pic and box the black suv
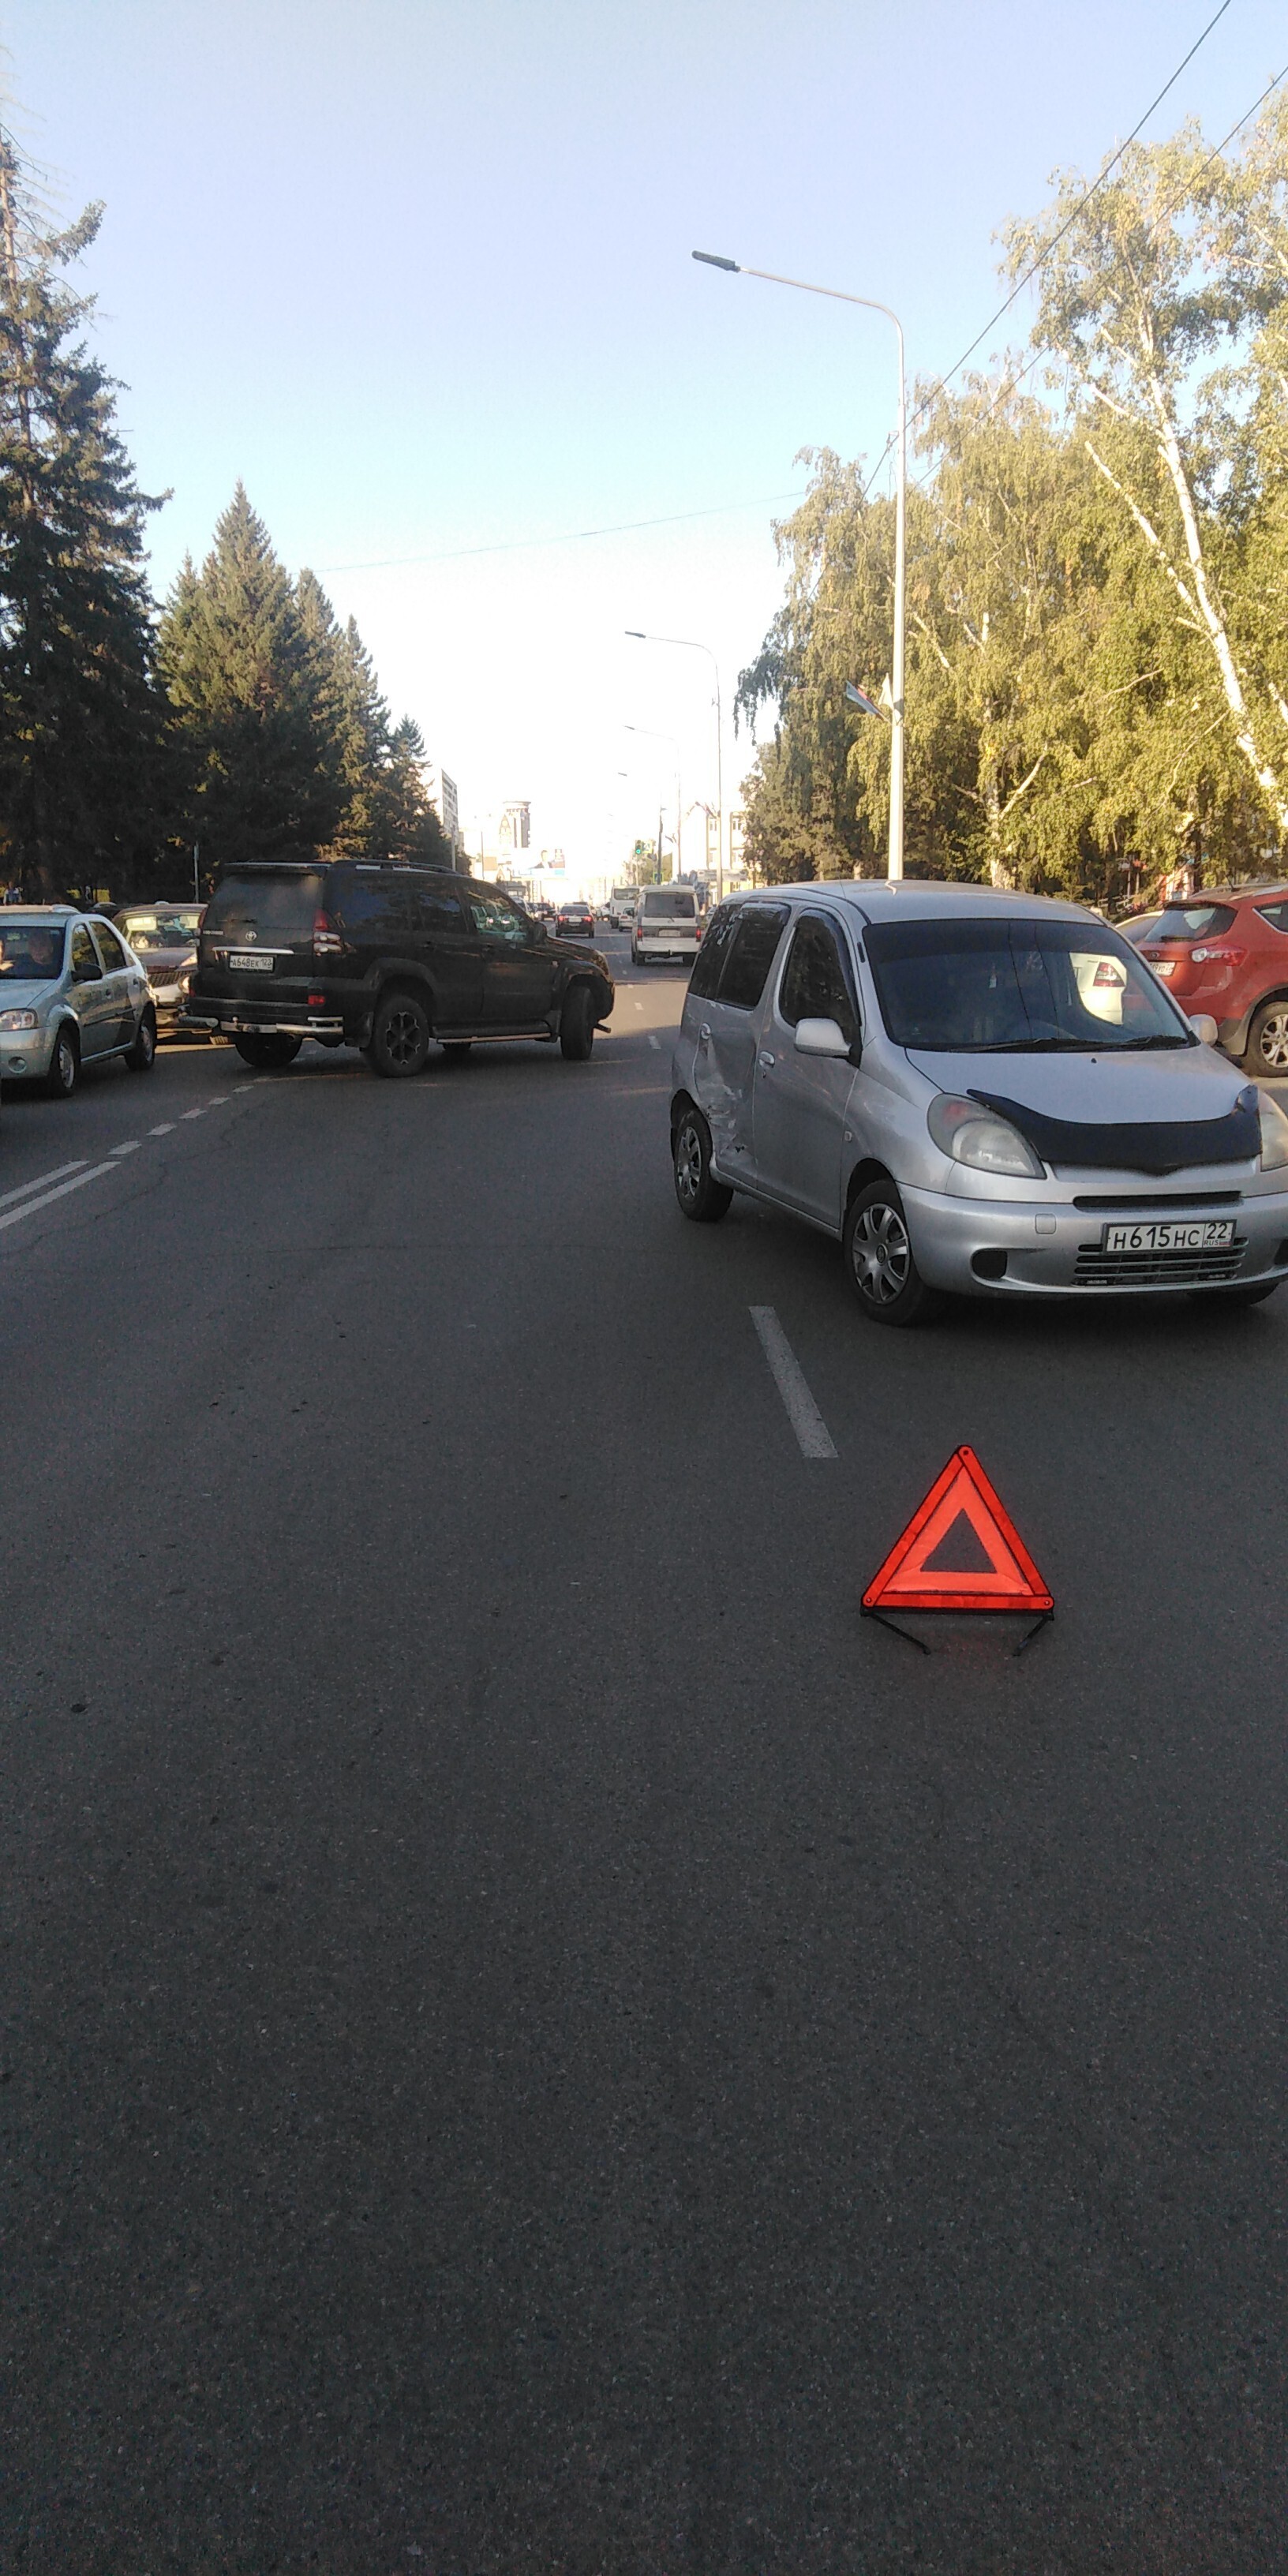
[185,859,615,1075]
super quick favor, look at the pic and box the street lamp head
[693,251,740,272]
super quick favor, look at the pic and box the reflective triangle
[863,1446,1053,1615]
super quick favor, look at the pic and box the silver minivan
[668,883,1288,1324]
[634,885,700,966]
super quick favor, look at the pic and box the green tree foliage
[0,133,167,896]
[159,491,452,874]
[739,98,1288,903]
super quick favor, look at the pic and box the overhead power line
[317,487,808,576]
[862,0,1239,498]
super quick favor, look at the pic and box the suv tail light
[313,910,343,957]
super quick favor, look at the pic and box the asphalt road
[2,937,1285,2573]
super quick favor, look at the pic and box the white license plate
[1102,1219,1235,1252]
[228,952,275,972]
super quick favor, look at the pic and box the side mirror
[1189,1012,1219,1046]
[794,1015,853,1059]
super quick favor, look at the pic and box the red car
[1139,885,1288,1076]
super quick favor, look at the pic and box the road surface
[2,938,1283,2571]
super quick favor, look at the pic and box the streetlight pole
[625,631,724,899]
[692,250,906,882]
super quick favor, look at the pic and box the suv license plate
[1102,1218,1235,1252]
[228,952,275,972]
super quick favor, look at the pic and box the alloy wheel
[676,1120,702,1207]
[852,1200,912,1305]
[384,1008,422,1069]
[1256,1009,1288,1072]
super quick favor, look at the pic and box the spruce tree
[159,486,345,866]
[0,131,166,896]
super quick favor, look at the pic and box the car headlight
[0,1008,37,1032]
[1256,1087,1288,1170]
[928,1092,1046,1178]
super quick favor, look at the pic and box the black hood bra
[968,1085,1262,1175]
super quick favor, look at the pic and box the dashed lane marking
[149,1124,175,1136]
[207,1095,229,1104]
[180,1107,205,1121]
[0,1161,88,1212]
[0,1164,115,1234]
[648,1034,661,1050]
[750,1305,837,1460]
[110,1140,141,1156]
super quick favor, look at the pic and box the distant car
[114,903,205,1037]
[1136,885,1288,1074]
[1118,911,1163,947]
[0,907,156,1096]
[555,900,595,939]
[632,885,702,965]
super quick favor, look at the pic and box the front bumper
[902,1178,1288,1297]
[0,1024,57,1080]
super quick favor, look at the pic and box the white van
[608,886,638,930]
[633,885,701,966]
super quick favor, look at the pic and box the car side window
[717,904,790,1010]
[1255,901,1288,936]
[469,891,529,945]
[688,902,737,999]
[92,920,128,970]
[71,924,102,981]
[411,880,469,937]
[777,915,858,1043]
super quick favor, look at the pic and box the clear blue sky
[4,0,1284,884]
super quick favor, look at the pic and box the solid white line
[0,1160,87,1211]
[750,1305,837,1459]
[647,1033,661,1051]
[149,1123,175,1136]
[0,1163,115,1234]
[110,1140,140,1155]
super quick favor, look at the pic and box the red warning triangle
[863,1446,1053,1616]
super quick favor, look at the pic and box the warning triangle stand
[863,1446,1053,1655]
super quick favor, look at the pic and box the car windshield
[118,911,201,951]
[863,915,1190,1051]
[0,920,66,980]
[641,892,695,917]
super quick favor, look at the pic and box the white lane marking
[647,1033,661,1050]
[150,1123,175,1136]
[0,1164,115,1234]
[750,1306,837,1459]
[208,1095,229,1105]
[634,1001,643,1013]
[110,1140,141,1156]
[0,1160,87,1212]
[181,1107,205,1121]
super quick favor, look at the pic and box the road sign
[863,1446,1053,1637]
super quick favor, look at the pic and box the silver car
[669,883,1288,1324]
[0,908,156,1098]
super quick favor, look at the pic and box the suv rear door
[200,866,326,1006]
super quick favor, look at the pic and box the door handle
[698,1023,712,1045]
[758,1050,776,1069]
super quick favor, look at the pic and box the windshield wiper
[1112,1032,1192,1050]
[967,1036,1103,1053]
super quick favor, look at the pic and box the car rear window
[1150,904,1237,942]
[717,904,790,1009]
[203,869,325,942]
[640,889,696,918]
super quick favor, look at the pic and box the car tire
[843,1177,942,1326]
[125,1008,156,1073]
[233,1033,303,1070]
[43,1024,79,1099]
[369,988,431,1078]
[672,1103,732,1222]
[1243,1000,1288,1078]
[560,984,595,1061]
